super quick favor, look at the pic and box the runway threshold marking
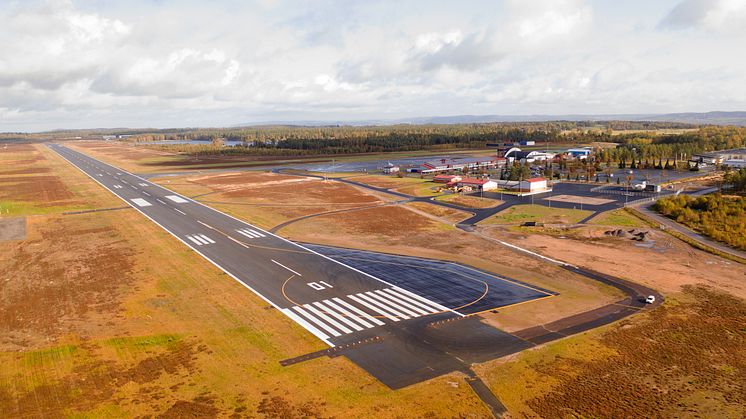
[271,259,302,276]
[186,234,215,246]
[131,198,152,207]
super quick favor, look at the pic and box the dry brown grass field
[151,171,389,230]
[3,142,744,417]
[1,143,492,417]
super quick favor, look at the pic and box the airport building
[433,174,462,183]
[566,148,592,159]
[456,178,498,192]
[517,177,548,192]
[411,157,505,174]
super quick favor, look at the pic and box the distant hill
[236,111,746,127]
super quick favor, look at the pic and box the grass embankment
[481,204,593,225]
[589,208,646,227]
[480,286,746,418]
[627,206,746,265]
[434,194,501,208]
[654,194,746,251]
[405,202,472,224]
[0,144,489,417]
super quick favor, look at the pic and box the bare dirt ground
[0,217,26,241]
[543,194,616,205]
[152,171,387,230]
[482,225,746,298]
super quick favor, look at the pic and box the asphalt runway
[306,244,555,315]
[48,143,662,395]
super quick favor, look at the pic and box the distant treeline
[121,121,708,156]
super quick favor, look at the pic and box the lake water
[146,140,245,147]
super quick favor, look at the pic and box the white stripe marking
[392,286,451,313]
[156,199,166,205]
[374,289,429,316]
[166,195,188,203]
[131,198,151,207]
[187,236,203,246]
[130,185,138,190]
[381,288,436,314]
[293,306,341,337]
[363,292,413,318]
[142,191,151,196]
[304,304,352,334]
[281,308,331,343]
[322,299,375,329]
[271,259,302,276]
[313,301,364,331]
[139,183,148,187]
[249,229,266,237]
[199,234,215,244]
[237,230,258,239]
[191,235,209,245]
[349,294,399,321]
[174,208,186,215]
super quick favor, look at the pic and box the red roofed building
[433,174,462,183]
[456,177,497,191]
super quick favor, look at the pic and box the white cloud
[0,0,745,131]
[659,0,746,30]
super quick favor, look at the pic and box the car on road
[645,295,656,304]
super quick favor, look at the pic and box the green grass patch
[103,334,182,357]
[589,209,646,227]
[481,204,593,225]
[22,344,79,367]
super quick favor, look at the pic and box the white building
[517,178,548,192]
[724,159,746,168]
[457,178,498,191]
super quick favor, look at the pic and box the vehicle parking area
[306,244,556,315]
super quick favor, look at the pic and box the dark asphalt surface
[304,244,555,315]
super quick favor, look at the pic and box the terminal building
[410,157,505,174]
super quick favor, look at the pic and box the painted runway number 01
[307,281,333,291]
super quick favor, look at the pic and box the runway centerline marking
[174,208,186,215]
[156,198,166,205]
[166,195,189,203]
[271,259,302,276]
[197,220,213,229]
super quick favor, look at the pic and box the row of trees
[654,194,746,250]
[724,167,746,193]
[125,124,746,160]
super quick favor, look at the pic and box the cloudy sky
[2,0,746,132]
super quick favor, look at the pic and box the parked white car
[645,295,656,304]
